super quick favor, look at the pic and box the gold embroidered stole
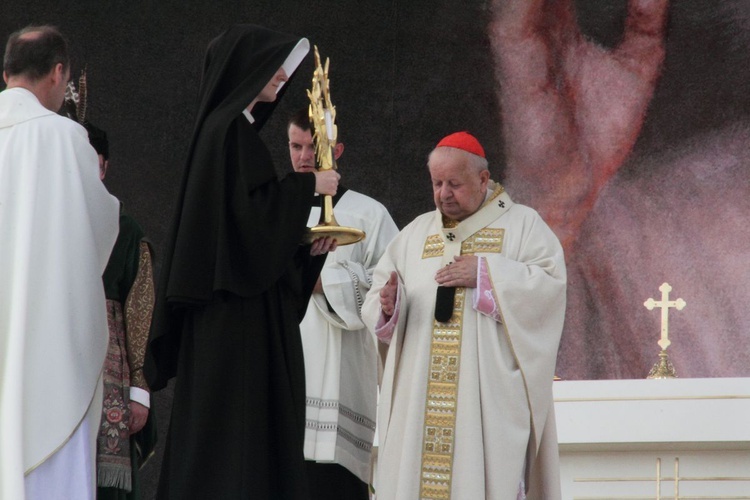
[419,183,509,499]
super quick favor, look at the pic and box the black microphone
[434,286,456,322]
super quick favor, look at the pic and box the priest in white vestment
[362,132,566,500]
[287,110,399,497]
[0,26,119,500]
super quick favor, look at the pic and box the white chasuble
[363,182,566,500]
[0,88,119,499]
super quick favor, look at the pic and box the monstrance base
[303,224,365,246]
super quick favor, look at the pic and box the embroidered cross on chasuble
[419,184,509,499]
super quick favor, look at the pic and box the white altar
[553,377,750,499]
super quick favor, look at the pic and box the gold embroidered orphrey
[419,226,504,499]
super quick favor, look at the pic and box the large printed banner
[2,1,748,383]
[486,1,750,380]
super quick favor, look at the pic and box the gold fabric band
[419,228,504,499]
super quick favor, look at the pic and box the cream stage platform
[553,377,750,499]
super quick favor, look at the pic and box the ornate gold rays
[303,46,365,246]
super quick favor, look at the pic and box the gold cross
[644,283,686,350]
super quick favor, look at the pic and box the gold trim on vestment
[419,221,504,498]
[420,288,465,499]
[421,229,505,259]
[422,235,445,259]
[124,241,155,390]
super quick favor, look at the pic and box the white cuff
[129,387,150,408]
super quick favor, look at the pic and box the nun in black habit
[145,25,340,499]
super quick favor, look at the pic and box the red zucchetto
[436,131,485,158]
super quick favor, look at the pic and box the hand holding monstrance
[303,46,365,246]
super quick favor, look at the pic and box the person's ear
[51,63,65,85]
[480,168,490,188]
[333,142,344,160]
[99,157,109,181]
[2,71,8,84]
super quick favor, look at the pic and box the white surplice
[0,87,119,499]
[302,189,398,483]
[363,183,566,499]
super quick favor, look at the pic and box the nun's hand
[314,170,340,196]
[310,236,337,256]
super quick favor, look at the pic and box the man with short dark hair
[287,108,398,499]
[0,25,119,500]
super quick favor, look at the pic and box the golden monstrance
[644,282,686,379]
[302,46,365,246]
